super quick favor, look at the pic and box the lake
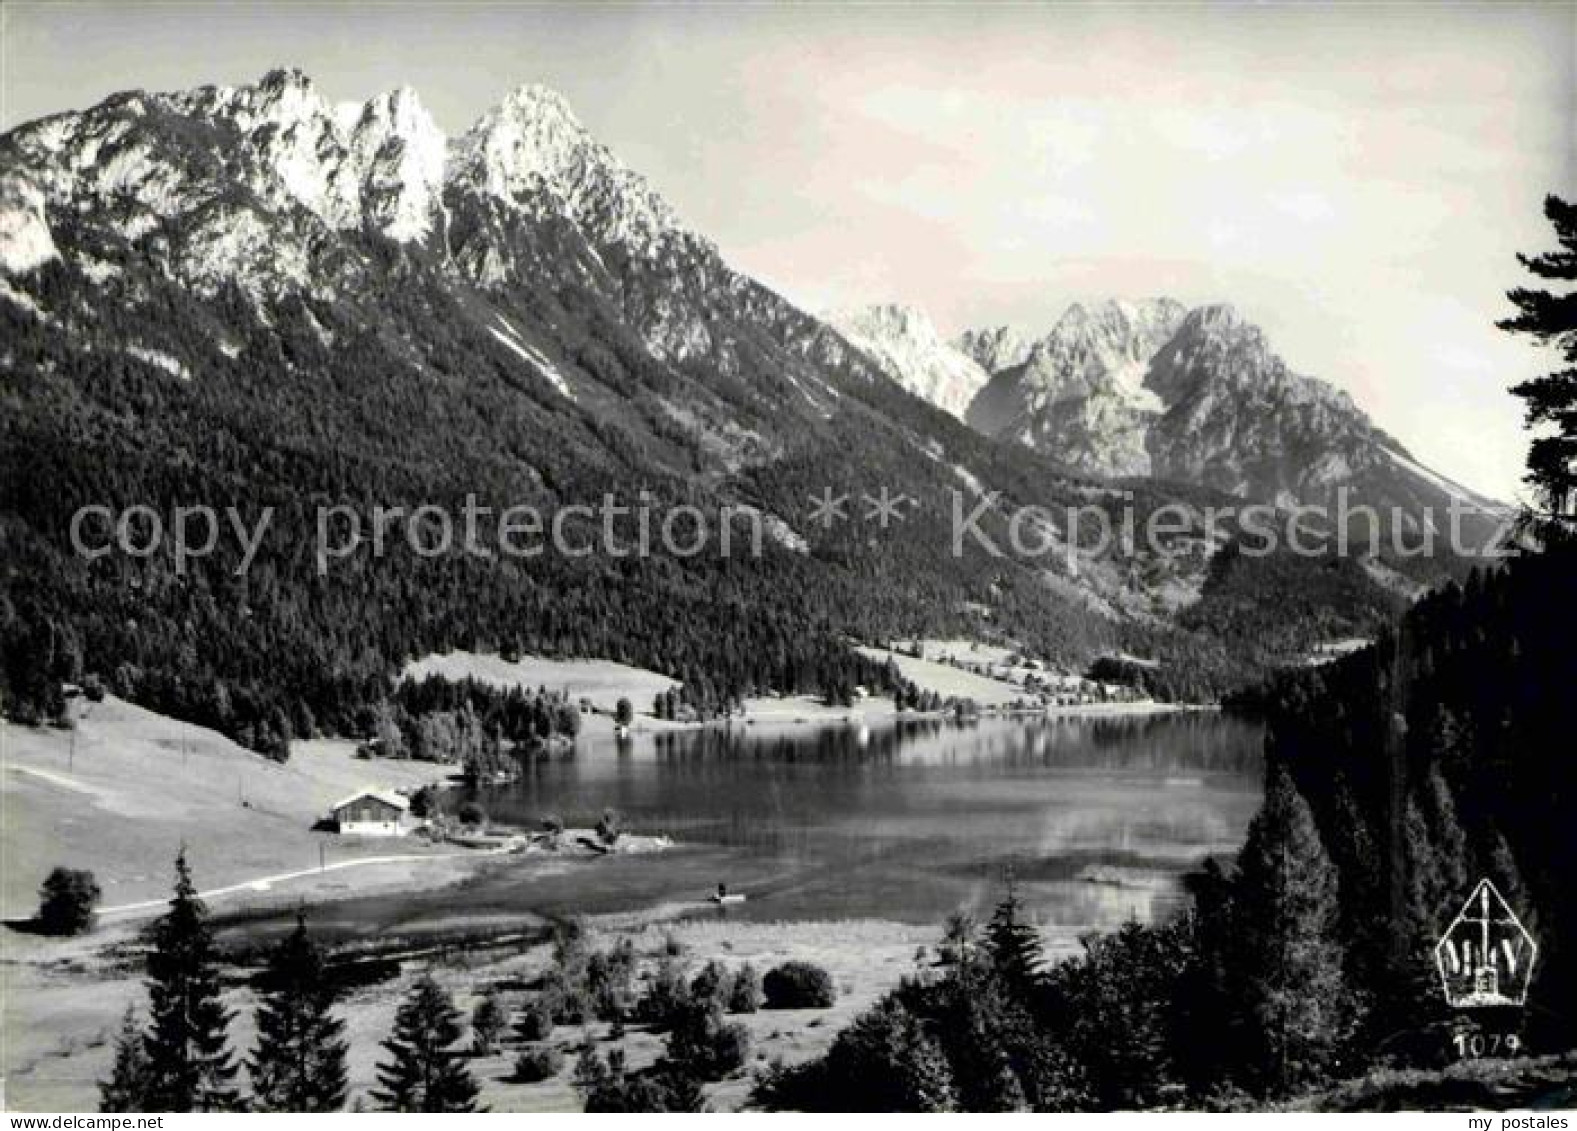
[247,710,1264,951]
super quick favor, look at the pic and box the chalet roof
[330,788,411,813]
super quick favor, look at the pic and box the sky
[4,1,1573,502]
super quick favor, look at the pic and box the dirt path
[96,849,491,917]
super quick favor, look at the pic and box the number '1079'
[1453,1031,1522,1059]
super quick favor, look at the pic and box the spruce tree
[142,848,238,1111]
[373,975,479,1112]
[1231,765,1358,1095]
[248,913,349,1111]
[823,998,956,1112]
[1498,194,1577,530]
[99,1006,151,1112]
[984,878,1044,989]
[470,990,505,1055]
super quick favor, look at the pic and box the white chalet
[330,789,411,836]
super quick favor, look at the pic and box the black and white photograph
[1,0,1574,1116]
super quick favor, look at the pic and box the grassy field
[0,687,933,1112]
[405,650,929,729]
[407,916,934,1113]
[1,696,458,919]
[895,638,1023,667]
[0,907,932,1112]
[403,652,680,718]
[404,647,1156,727]
[855,644,1030,706]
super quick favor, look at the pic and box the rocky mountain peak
[205,66,336,138]
[347,86,447,243]
[1043,297,1187,352]
[953,325,1031,374]
[453,82,689,253]
[1000,297,1186,413]
[1152,302,1341,408]
[258,66,314,94]
[835,303,942,342]
[1182,301,1246,334]
[498,82,580,124]
[828,303,989,420]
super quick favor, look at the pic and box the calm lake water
[221,711,1263,948]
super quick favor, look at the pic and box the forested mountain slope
[0,70,1423,747]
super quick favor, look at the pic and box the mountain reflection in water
[219,712,1263,950]
[468,711,1264,937]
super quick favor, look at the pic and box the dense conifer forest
[0,240,1421,751]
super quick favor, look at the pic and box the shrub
[540,968,589,1026]
[587,940,637,1022]
[471,991,506,1054]
[665,999,751,1081]
[514,1046,563,1083]
[637,953,692,1028]
[596,807,622,845]
[727,962,762,1014]
[36,867,100,935]
[456,800,487,828]
[515,999,555,1043]
[753,1056,830,1111]
[709,1022,751,1076]
[820,998,955,1111]
[408,785,440,819]
[575,1047,700,1112]
[763,961,836,1009]
[690,959,734,1009]
[551,918,588,966]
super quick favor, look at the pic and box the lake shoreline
[3,694,1262,1111]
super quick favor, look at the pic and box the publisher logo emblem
[1434,879,1538,1009]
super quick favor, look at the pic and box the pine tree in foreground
[142,848,239,1111]
[1231,765,1359,1096]
[248,913,349,1111]
[1497,194,1577,533]
[984,877,1044,989]
[373,975,479,1112]
[99,1006,151,1112]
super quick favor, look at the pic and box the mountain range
[0,69,1501,745]
[832,298,1506,537]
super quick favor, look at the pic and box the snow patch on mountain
[953,463,986,497]
[0,174,58,272]
[0,275,52,320]
[724,504,809,555]
[79,258,122,284]
[489,317,575,401]
[1383,448,1505,513]
[175,205,309,298]
[127,345,191,381]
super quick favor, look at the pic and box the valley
[0,67,1504,772]
[0,50,1565,1116]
